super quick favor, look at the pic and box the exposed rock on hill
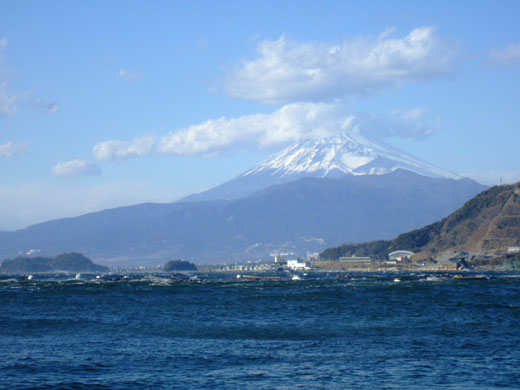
[321,183,520,261]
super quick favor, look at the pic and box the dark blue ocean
[1,272,520,389]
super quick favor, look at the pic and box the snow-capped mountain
[1,132,486,265]
[245,133,460,180]
[182,132,462,202]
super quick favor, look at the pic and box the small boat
[291,275,302,281]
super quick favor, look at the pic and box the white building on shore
[287,259,309,270]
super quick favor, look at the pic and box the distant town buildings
[338,255,372,264]
[274,255,287,265]
[287,259,310,270]
[306,252,320,262]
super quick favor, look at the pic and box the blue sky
[1,0,519,230]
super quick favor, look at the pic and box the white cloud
[95,102,435,160]
[0,37,7,61]
[118,68,143,81]
[158,102,347,156]
[0,40,58,116]
[0,41,18,117]
[157,102,435,156]
[489,43,520,66]
[226,27,458,104]
[93,135,155,161]
[19,91,59,114]
[31,98,59,114]
[0,82,17,116]
[44,102,59,113]
[0,84,59,116]
[52,160,101,178]
[0,141,28,157]
[365,107,436,139]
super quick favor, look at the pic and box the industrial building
[339,255,372,263]
[388,250,415,262]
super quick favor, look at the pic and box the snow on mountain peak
[244,133,461,180]
[181,131,464,202]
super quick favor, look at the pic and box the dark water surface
[1,273,520,389]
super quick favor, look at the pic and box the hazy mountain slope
[0,171,486,266]
[183,134,462,202]
[320,182,519,260]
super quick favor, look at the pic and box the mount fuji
[182,132,461,202]
[0,132,487,266]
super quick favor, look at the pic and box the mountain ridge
[0,170,486,266]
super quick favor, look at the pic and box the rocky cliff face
[466,187,520,252]
[321,183,520,260]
